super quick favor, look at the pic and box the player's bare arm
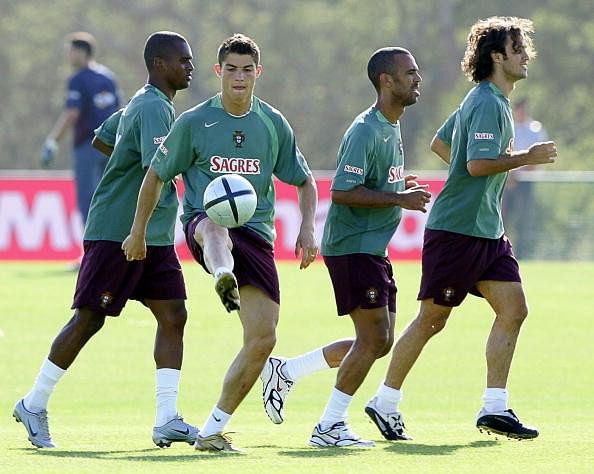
[295,174,318,269]
[430,135,451,164]
[467,141,557,176]
[91,136,113,157]
[333,184,430,212]
[122,167,164,261]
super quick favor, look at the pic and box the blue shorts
[418,229,521,307]
[323,253,397,316]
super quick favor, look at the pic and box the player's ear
[380,72,393,88]
[214,63,222,77]
[153,56,166,72]
[255,64,263,78]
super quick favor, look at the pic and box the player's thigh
[193,214,232,249]
[475,280,528,319]
[238,285,279,342]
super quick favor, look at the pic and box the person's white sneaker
[260,356,294,424]
[309,421,375,448]
[13,399,56,448]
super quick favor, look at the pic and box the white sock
[319,387,352,430]
[375,383,403,413]
[23,358,66,412]
[482,387,508,413]
[283,348,330,381]
[201,406,231,438]
[213,266,232,279]
[155,368,180,427]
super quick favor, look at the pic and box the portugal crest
[233,130,245,148]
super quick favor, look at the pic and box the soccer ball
[203,174,257,228]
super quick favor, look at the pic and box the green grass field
[1,260,593,473]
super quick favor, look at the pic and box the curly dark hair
[217,33,260,65]
[461,16,536,83]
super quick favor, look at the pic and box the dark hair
[461,16,536,83]
[217,33,260,65]
[144,31,188,71]
[65,31,96,57]
[367,47,412,92]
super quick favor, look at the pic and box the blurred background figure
[505,97,549,259]
[42,32,121,268]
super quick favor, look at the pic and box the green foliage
[1,0,593,171]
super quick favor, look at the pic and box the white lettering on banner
[390,210,429,251]
[274,199,330,251]
[0,191,72,250]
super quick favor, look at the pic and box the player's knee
[245,330,276,360]
[417,312,448,336]
[73,308,106,336]
[377,333,395,358]
[158,306,188,333]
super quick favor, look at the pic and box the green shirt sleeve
[139,100,174,168]
[272,114,311,185]
[331,123,372,192]
[94,108,124,147]
[436,110,457,146]
[151,113,195,182]
[466,98,504,161]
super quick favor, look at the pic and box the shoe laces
[37,410,52,440]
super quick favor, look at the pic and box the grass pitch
[1,260,593,473]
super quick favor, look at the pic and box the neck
[221,93,252,116]
[487,72,516,98]
[148,77,175,101]
[376,96,404,124]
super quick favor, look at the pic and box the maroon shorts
[418,229,521,307]
[72,241,186,316]
[323,253,397,316]
[184,213,280,304]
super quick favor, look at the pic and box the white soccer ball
[203,174,257,228]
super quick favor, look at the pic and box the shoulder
[253,97,291,127]
[345,109,377,140]
[91,63,118,80]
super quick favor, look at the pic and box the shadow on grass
[11,447,233,463]
[277,440,498,458]
[382,439,498,455]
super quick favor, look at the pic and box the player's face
[163,41,194,91]
[215,53,262,102]
[389,53,422,107]
[501,35,530,82]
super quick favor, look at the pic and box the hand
[121,233,147,261]
[404,174,420,189]
[396,185,431,212]
[41,138,58,168]
[295,227,318,270]
[525,141,557,165]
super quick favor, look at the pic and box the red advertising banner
[0,175,444,261]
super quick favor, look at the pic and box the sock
[375,383,403,413]
[23,358,66,412]
[201,406,231,438]
[283,348,330,381]
[213,266,232,279]
[482,387,508,413]
[155,368,180,427]
[319,387,352,430]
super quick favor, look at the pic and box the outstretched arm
[121,167,164,261]
[295,174,318,269]
[430,135,451,164]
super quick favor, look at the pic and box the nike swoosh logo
[213,415,221,422]
[172,427,190,435]
[27,420,38,437]
[204,121,219,128]
[383,136,391,142]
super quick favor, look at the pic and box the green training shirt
[93,108,123,147]
[84,85,178,245]
[321,106,406,257]
[151,94,311,245]
[427,81,513,239]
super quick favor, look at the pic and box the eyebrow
[224,63,255,69]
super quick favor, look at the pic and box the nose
[187,61,195,72]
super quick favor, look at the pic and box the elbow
[466,161,485,177]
